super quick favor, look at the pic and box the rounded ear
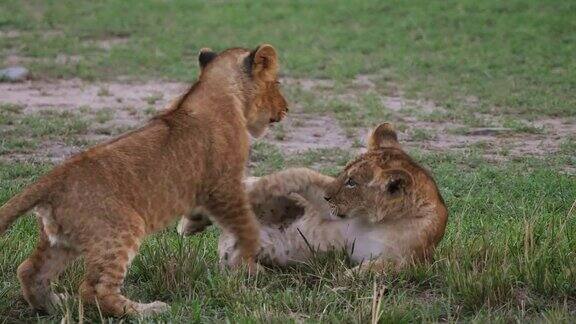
[383,169,413,196]
[368,123,400,150]
[251,44,278,81]
[198,48,217,69]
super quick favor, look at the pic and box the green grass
[0,110,89,150]
[142,106,157,116]
[286,148,354,175]
[93,108,114,124]
[144,93,163,106]
[410,128,437,141]
[0,138,37,155]
[501,118,544,134]
[0,0,575,117]
[0,153,574,322]
[250,141,285,177]
[0,103,23,125]
[0,109,91,158]
[250,143,354,177]
[19,111,89,138]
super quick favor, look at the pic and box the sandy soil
[0,77,573,166]
[285,75,575,163]
[263,114,352,154]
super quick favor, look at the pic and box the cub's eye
[344,178,357,189]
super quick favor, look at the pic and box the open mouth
[270,109,288,123]
[270,112,287,123]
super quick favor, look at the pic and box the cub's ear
[250,44,278,81]
[368,122,400,150]
[198,48,217,69]
[382,169,413,196]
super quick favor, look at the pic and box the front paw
[219,244,264,275]
[220,254,264,275]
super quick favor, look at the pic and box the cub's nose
[324,196,331,202]
[271,108,288,123]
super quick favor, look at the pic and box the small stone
[0,66,29,82]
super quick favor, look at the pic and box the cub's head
[197,44,288,137]
[325,123,447,224]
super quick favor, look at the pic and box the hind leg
[79,223,168,316]
[17,225,78,312]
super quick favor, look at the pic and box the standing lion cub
[0,45,287,316]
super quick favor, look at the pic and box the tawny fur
[180,123,448,274]
[0,44,287,316]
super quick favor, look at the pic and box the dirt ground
[285,75,575,163]
[0,78,573,165]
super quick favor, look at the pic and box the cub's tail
[0,178,52,234]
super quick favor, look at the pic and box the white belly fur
[219,211,423,266]
[259,216,394,265]
[338,218,393,263]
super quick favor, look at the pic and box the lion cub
[0,45,287,316]
[182,123,448,274]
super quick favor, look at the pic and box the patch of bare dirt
[0,76,573,167]
[0,80,188,162]
[86,36,131,50]
[41,30,65,39]
[5,142,80,164]
[3,54,28,66]
[264,114,352,154]
[287,74,575,163]
[0,79,186,112]
[0,79,355,162]
[284,77,334,92]
[3,54,84,67]
[396,115,575,161]
[0,30,22,38]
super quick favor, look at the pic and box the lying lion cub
[180,123,448,273]
[0,45,287,316]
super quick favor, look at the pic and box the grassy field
[1,0,575,322]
